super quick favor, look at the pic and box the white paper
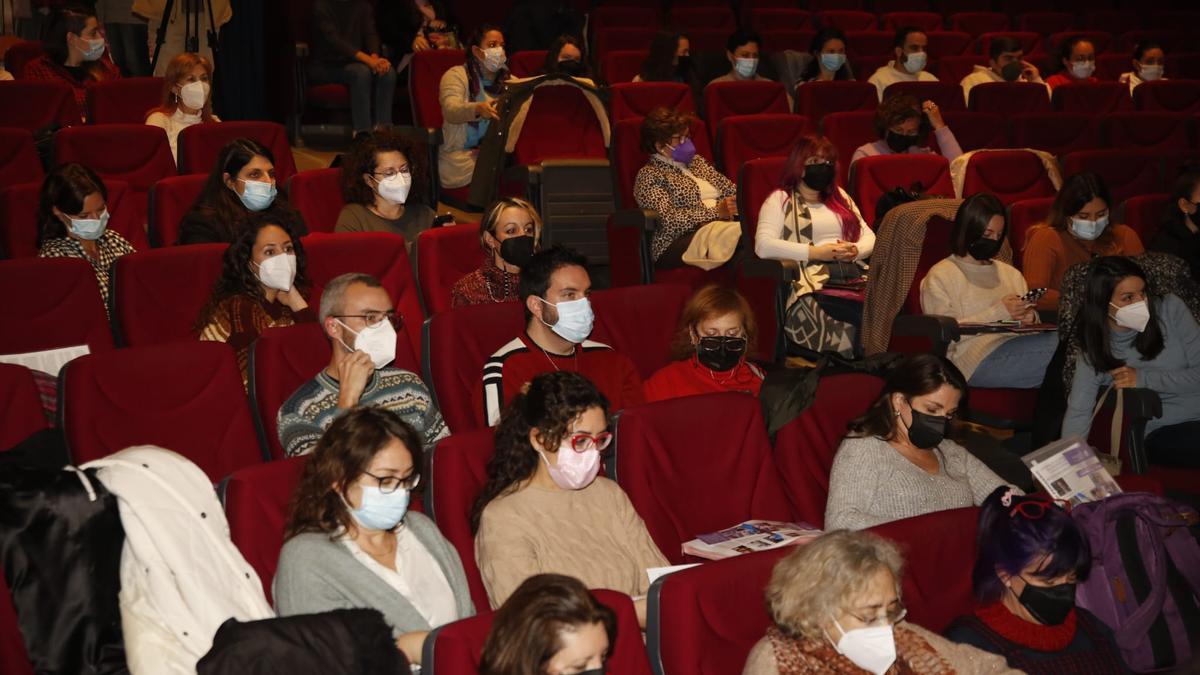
[0,344,90,376]
[1024,438,1122,506]
[646,564,701,585]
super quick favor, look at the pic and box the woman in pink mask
[472,371,668,624]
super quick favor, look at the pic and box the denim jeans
[1146,421,1200,468]
[967,331,1058,389]
[308,61,396,133]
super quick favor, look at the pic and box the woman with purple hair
[945,487,1127,673]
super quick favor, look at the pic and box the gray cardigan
[273,512,475,636]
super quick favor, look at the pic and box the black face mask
[1016,579,1076,626]
[676,55,692,74]
[968,236,1003,261]
[885,130,921,154]
[1000,61,1024,82]
[574,669,605,675]
[903,401,948,449]
[801,162,835,192]
[555,58,586,76]
[499,235,536,268]
[696,336,747,372]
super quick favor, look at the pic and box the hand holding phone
[1021,288,1048,303]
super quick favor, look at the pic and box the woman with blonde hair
[451,197,542,307]
[743,530,1018,674]
[145,52,219,161]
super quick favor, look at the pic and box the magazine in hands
[1022,438,1122,507]
[682,520,822,560]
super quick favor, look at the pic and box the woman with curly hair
[472,371,668,620]
[335,128,436,244]
[195,210,315,384]
[274,406,474,668]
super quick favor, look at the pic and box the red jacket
[643,357,764,403]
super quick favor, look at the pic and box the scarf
[767,624,956,675]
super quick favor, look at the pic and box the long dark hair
[42,4,109,82]
[800,28,851,82]
[950,193,1006,257]
[640,31,690,83]
[848,353,967,441]
[1046,172,1114,248]
[1055,35,1094,75]
[779,136,860,242]
[466,23,508,100]
[340,129,428,207]
[544,34,590,78]
[184,137,282,243]
[1161,168,1200,236]
[1075,256,1165,372]
[37,162,107,245]
[470,371,609,533]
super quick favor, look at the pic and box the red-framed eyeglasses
[565,432,613,453]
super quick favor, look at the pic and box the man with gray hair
[276,272,447,456]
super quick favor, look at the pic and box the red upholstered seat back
[971,32,1042,59]
[669,6,735,30]
[414,223,486,315]
[950,12,1008,38]
[1047,30,1113,58]
[1015,11,1071,33]
[1133,80,1200,114]
[61,341,265,481]
[850,154,953,226]
[926,31,972,58]
[938,111,1005,152]
[2,40,45,78]
[718,114,812,183]
[882,81,967,111]
[1102,112,1197,151]
[821,110,876,188]
[795,81,878,123]
[968,82,1051,115]
[611,116,712,210]
[507,50,546,78]
[0,570,32,675]
[882,11,943,32]
[817,10,876,31]
[0,80,76,131]
[0,257,114,355]
[609,81,694,124]
[410,49,467,129]
[594,27,657,68]
[612,392,796,563]
[846,31,895,59]
[0,178,146,258]
[867,506,981,632]
[737,156,788,241]
[591,6,660,32]
[512,85,607,166]
[148,173,207,246]
[772,373,884,526]
[0,364,48,450]
[589,283,690,379]
[177,121,297,186]
[906,214,956,314]
[935,55,988,84]
[1051,82,1130,115]
[1009,113,1100,157]
[222,455,309,602]
[86,77,165,124]
[1122,193,1170,243]
[52,124,175,225]
[747,9,813,31]
[287,168,344,234]
[0,129,43,193]
[961,150,1056,206]
[1007,196,1055,268]
[703,81,790,143]
[1062,148,1163,207]
[426,428,496,611]
[112,243,224,346]
[600,50,648,86]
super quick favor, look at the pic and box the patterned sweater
[633,153,737,261]
[38,231,135,311]
[197,295,315,385]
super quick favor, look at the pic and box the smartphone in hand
[1021,287,1048,303]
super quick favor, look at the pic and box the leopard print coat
[633,153,737,261]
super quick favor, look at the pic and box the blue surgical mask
[236,179,277,211]
[348,485,410,531]
[734,57,758,79]
[1069,215,1108,241]
[902,51,927,74]
[539,296,594,344]
[820,53,846,72]
[69,209,109,240]
[77,36,106,62]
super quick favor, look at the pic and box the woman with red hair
[755,136,873,356]
[145,52,220,161]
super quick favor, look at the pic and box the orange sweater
[1022,224,1144,312]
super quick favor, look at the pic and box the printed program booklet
[682,520,822,560]
[1023,438,1122,506]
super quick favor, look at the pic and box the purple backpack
[1073,493,1200,672]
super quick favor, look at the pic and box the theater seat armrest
[503,163,540,187]
[892,314,961,356]
[610,208,658,232]
[741,257,799,282]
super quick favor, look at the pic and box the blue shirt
[464,77,493,150]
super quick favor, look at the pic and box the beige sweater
[920,255,1029,380]
[438,65,494,189]
[475,477,670,609]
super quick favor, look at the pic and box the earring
[894,411,901,417]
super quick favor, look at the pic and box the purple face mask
[670,137,697,164]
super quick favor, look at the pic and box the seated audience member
[707,29,770,86]
[482,246,643,426]
[144,52,219,162]
[24,4,121,123]
[1023,173,1144,313]
[178,138,305,245]
[438,24,508,191]
[275,407,474,667]
[867,26,938,100]
[309,0,396,135]
[543,34,591,80]
[1062,256,1200,467]
[946,487,1126,674]
[277,272,448,457]
[960,36,1048,102]
[795,28,853,88]
[1045,36,1098,91]
[1149,169,1200,280]
[644,285,764,402]
[451,197,541,307]
[479,574,614,675]
[1119,40,1165,95]
[921,194,1056,388]
[743,530,1017,675]
[36,163,135,310]
[335,129,436,243]
[378,0,459,58]
[825,354,1016,531]
[473,372,669,612]
[633,107,739,271]
[851,93,962,164]
[196,210,314,383]
[634,31,694,88]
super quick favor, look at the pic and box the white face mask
[481,46,506,72]
[253,252,296,292]
[179,80,209,110]
[376,172,412,204]
[336,318,397,369]
[1138,64,1164,81]
[902,51,927,74]
[832,618,897,675]
[538,296,594,344]
[1110,299,1151,332]
[1070,61,1095,79]
[68,209,109,240]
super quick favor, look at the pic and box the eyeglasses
[332,311,401,329]
[697,336,747,352]
[372,167,411,179]
[565,432,613,453]
[1009,496,1071,519]
[847,600,907,627]
[362,470,421,494]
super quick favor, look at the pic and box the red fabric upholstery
[1095,53,1129,81]
[423,301,525,431]
[287,168,344,234]
[512,85,607,166]
[1007,196,1055,268]
[507,50,546,78]
[854,54,892,82]
[1009,113,1100,157]
[881,11,943,32]
[821,110,876,187]
[426,589,652,674]
[817,10,877,31]
[0,364,48,450]
[682,29,729,53]
[845,31,895,58]
[609,82,694,124]
[605,213,645,288]
[1102,112,1197,150]
[0,571,32,675]
[147,173,206,247]
[1166,52,1200,80]
[303,232,424,362]
[867,507,980,632]
[949,12,1008,37]
[610,116,712,210]
[968,81,1051,115]
[590,283,690,379]
[1050,81,1130,115]
[717,114,813,181]
[414,223,485,316]
[737,156,788,240]
[1148,12,1200,31]
[0,179,146,259]
[1116,30,1190,54]
[222,455,309,602]
[935,55,988,83]
[426,428,496,610]
[112,243,223,346]
[925,31,973,58]
[61,341,265,480]
[850,155,954,226]
[772,373,884,526]
[961,150,1057,205]
[600,50,648,85]
[758,30,817,56]
[882,81,966,111]
[2,40,44,78]
[1016,11,1073,34]
[591,6,660,32]
[1062,148,1163,207]
[971,32,1043,59]
[1122,193,1170,242]
[703,81,790,145]
[612,392,796,563]
[648,547,791,675]
[0,257,114,356]
[52,124,175,226]
[0,80,76,131]
[177,121,296,186]
[86,77,164,124]
[795,81,877,123]
[0,129,43,193]
[747,9,813,31]
[593,27,657,63]
[875,0,930,11]
[304,82,350,109]
[809,0,864,9]
[1047,31,1113,57]
[1134,80,1200,114]
[669,7,735,30]
[409,49,465,129]
[1084,10,1136,35]
[938,111,1005,151]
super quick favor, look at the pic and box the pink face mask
[537,445,600,490]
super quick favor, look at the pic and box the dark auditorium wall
[212,0,290,123]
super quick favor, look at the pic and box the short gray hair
[318,272,382,323]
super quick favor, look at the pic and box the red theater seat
[1167,53,1200,80]
[817,10,877,31]
[1047,31,1113,58]
[882,12,943,32]
[1083,10,1137,35]
[410,49,466,130]
[86,77,164,124]
[795,81,878,122]
[1095,53,1129,81]
[426,428,497,610]
[949,12,1008,38]
[1122,193,1170,243]
[971,32,1042,60]
[875,0,930,11]
[821,110,876,187]
[610,115,712,210]
[413,223,485,316]
[287,168,344,234]
[2,40,44,78]
[52,124,175,225]
[926,31,973,58]
[968,81,1051,115]
[221,456,309,602]
[961,150,1057,205]
[1134,80,1200,114]
[772,373,885,526]
[850,154,954,226]
[148,173,206,247]
[935,55,988,84]
[0,571,32,675]
[589,283,690,380]
[938,111,1006,152]
[882,81,967,111]
[703,80,790,145]
[506,50,546,79]
[177,121,297,186]
[0,179,147,259]
[511,85,606,166]
[1115,30,1190,55]
[0,129,42,192]
[0,80,76,131]
[1050,81,1130,115]
[611,392,795,564]
[669,6,735,31]
[1009,113,1100,157]
[600,50,648,85]
[737,156,788,240]
[61,341,265,481]
[0,364,48,450]
[845,31,895,59]
[1016,12,1073,35]
[1007,196,1055,268]
[758,29,816,56]
[590,6,660,33]
[1062,148,1163,206]
[1102,112,1196,150]
[717,114,813,181]
[609,82,695,124]
[747,9,813,32]
[111,243,224,346]
[593,27,657,64]
[0,257,113,358]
